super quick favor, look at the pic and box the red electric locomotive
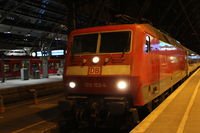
[63,24,200,127]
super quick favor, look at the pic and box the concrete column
[42,56,48,78]
[1,55,5,83]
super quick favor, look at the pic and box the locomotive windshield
[72,34,98,54]
[72,31,131,54]
[100,31,131,53]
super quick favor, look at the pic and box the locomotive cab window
[100,31,131,53]
[145,35,151,53]
[72,34,98,54]
[71,31,131,55]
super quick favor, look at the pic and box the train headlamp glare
[92,56,100,63]
[117,81,127,90]
[69,82,76,88]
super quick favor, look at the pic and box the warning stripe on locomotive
[66,65,130,76]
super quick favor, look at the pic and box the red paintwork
[64,24,199,106]
[0,57,63,78]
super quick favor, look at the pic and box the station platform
[0,75,63,89]
[130,68,200,133]
[0,75,64,106]
[0,94,64,133]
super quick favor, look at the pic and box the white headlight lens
[92,56,100,63]
[117,81,127,90]
[69,82,76,88]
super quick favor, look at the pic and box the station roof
[0,0,200,54]
[0,0,68,51]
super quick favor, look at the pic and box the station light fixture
[4,31,11,34]
[31,52,36,57]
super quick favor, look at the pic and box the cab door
[146,34,160,94]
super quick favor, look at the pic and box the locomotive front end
[62,26,137,127]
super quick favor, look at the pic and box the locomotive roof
[70,24,185,49]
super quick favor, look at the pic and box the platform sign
[51,50,64,56]
[37,51,42,56]
[36,51,50,57]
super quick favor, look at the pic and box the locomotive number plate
[88,66,101,75]
[84,82,107,88]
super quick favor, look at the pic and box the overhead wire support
[178,0,200,43]
[0,1,25,23]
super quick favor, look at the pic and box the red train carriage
[63,24,200,127]
[0,59,22,78]
[48,59,63,74]
[187,49,200,73]
[0,57,63,79]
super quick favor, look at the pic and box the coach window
[48,62,54,69]
[55,63,60,69]
[145,35,151,53]
[13,64,20,72]
[4,64,10,72]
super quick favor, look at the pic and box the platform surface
[130,68,200,133]
[0,75,63,89]
[0,94,64,133]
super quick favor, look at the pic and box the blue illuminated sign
[51,50,64,56]
[37,51,42,56]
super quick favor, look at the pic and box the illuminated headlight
[69,82,76,88]
[92,56,100,63]
[117,81,127,90]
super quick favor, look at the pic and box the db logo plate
[88,67,101,75]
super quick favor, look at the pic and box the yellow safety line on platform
[130,68,200,133]
[176,76,200,133]
[6,94,63,110]
[12,120,48,133]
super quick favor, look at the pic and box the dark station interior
[0,0,200,133]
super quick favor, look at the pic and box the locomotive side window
[145,35,151,53]
[100,31,131,53]
[72,34,98,54]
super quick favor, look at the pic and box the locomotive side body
[134,25,188,106]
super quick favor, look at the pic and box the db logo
[88,67,101,75]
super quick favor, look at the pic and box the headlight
[117,81,127,90]
[69,82,76,88]
[92,56,100,63]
